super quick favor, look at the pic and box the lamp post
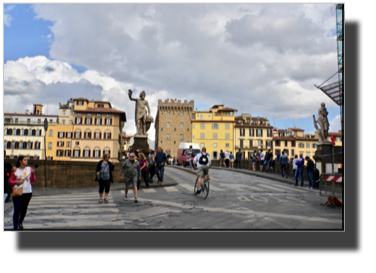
[43,118,48,188]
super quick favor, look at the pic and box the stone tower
[154,99,194,157]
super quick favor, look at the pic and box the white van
[177,142,201,167]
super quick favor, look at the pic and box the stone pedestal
[130,136,150,161]
[313,144,343,174]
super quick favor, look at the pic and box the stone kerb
[5,159,125,189]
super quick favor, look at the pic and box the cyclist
[193,147,211,194]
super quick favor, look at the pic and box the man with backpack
[193,147,211,194]
[219,149,225,168]
[235,149,242,169]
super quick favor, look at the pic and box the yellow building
[234,114,273,159]
[191,105,237,159]
[272,128,342,162]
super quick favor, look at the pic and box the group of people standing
[219,149,243,169]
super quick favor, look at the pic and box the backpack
[220,152,225,158]
[199,153,209,165]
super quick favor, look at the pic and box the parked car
[177,142,200,167]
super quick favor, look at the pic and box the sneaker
[309,187,313,189]
[195,190,201,195]
[134,197,138,203]
[124,196,128,201]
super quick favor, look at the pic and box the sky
[3,3,342,140]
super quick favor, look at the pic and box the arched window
[28,142,33,149]
[94,129,102,139]
[74,130,82,139]
[21,129,25,135]
[35,142,40,149]
[83,146,91,157]
[36,130,41,136]
[16,129,21,135]
[84,129,92,139]
[6,142,11,149]
[24,129,28,135]
[19,141,23,149]
[103,147,111,156]
[73,148,81,157]
[48,142,52,150]
[13,129,17,135]
[32,129,36,136]
[49,129,53,137]
[28,129,32,136]
[93,147,101,158]
[15,142,19,149]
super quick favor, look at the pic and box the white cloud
[329,114,341,132]
[4,56,172,139]
[4,14,12,27]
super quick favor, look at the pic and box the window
[161,128,163,131]
[35,142,40,149]
[167,134,170,140]
[75,142,79,145]
[95,132,101,139]
[200,133,205,139]
[240,139,244,148]
[180,122,183,128]
[65,150,71,157]
[306,143,310,148]
[70,111,74,115]
[200,123,205,129]
[75,132,81,138]
[212,124,219,129]
[266,140,272,148]
[193,125,195,129]
[257,129,262,137]
[49,130,53,137]
[180,134,183,141]
[56,150,64,157]
[63,110,66,115]
[230,112,233,116]
[193,135,195,139]
[225,124,230,130]
[96,118,101,125]
[21,129,25,136]
[36,130,41,136]
[181,113,183,117]
[313,144,317,148]
[208,114,211,118]
[106,119,111,125]
[167,122,170,128]
[59,132,64,138]
[200,143,204,148]
[70,120,73,125]
[86,118,92,124]
[57,141,64,147]
[306,152,311,157]
[291,149,295,156]
[168,112,170,116]
[215,113,218,116]
[87,113,91,116]
[78,113,81,116]
[27,118,31,123]
[67,142,71,147]
[240,128,245,137]
[285,141,288,147]
[84,150,90,157]
[225,133,230,139]
[213,133,217,139]
[299,151,304,156]
[104,133,111,139]
[226,143,230,148]
[291,141,296,147]
[66,132,72,138]
[192,114,195,119]
[275,140,280,147]
[28,130,33,136]
[62,120,65,124]
[213,143,217,148]
[267,129,272,137]
[98,104,104,108]
[38,119,41,124]
[77,118,82,124]
[258,140,262,148]
[200,114,203,120]
[212,151,218,160]
[298,143,304,148]
[78,101,83,105]
[94,150,100,157]
[48,142,52,150]
[74,150,80,157]
[97,114,101,116]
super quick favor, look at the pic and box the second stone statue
[128,89,154,136]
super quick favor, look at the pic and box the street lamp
[43,118,48,188]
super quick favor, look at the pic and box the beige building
[234,114,273,159]
[4,104,58,159]
[155,99,194,157]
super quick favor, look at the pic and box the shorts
[124,176,137,187]
[252,160,256,163]
[197,166,209,178]
[230,159,234,163]
[260,160,264,165]
[220,158,225,164]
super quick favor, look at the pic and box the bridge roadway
[4,166,342,229]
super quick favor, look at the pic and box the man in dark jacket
[120,152,141,202]
[305,156,315,189]
[265,150,273,172]
[235,149,242,169]
[154,147,167,185]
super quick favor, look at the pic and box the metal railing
[4,121,58,125]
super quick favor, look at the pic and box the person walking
[279,151,289,178]
[120,152,141,202]
[292,155,298,181]
[251,150,257,171]
[305,156,315,189]
[148,150,156,183]
[235,149,242,169]
[225,150,230,168]
[187,145,194,170]
[229,151,235,168]
[138,153,150,189]
[265,149,273,172]
[4,150,16,203]
[219,149,225,168]
[295,154,305,187]
[259,149,265,171]
[8,155,37,230]
[276,150,281,162]
[172,157,176,166]
[95,153,115,203]
[154,147,167,185]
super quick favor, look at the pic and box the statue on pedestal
[128,89,154,136]
[313,102,331,144]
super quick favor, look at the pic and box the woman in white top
[9,155,37,230]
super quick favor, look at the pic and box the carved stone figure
[128,89,154,136]
[313,103,330,144]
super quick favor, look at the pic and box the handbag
[11,184,24,197]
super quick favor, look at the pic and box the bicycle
[194,173,210,199]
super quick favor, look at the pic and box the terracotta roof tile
[288,127,304,131]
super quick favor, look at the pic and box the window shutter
[104,118,106,125]
[99,133,102,139]
[99,150,101,158]
[109,133,111,139]
[110,119,112,125]
[31,142,33,149]
[261,130,263,137]
[89,132,91,138]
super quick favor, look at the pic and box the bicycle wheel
[202,179,209,199]
[194,177,198,195]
